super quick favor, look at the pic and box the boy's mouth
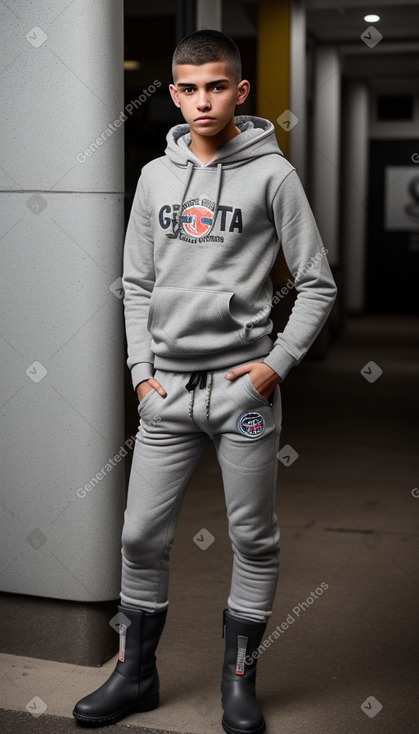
[195,116,215,122]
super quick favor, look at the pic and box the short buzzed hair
[172,29,242,83]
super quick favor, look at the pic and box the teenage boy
[74,29,337,734]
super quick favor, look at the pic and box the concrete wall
[0,0,126,602]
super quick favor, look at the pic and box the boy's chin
[189,128,217,139]
[192,127,220,137]
[189,120,231,137]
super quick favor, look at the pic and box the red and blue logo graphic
[158,200,243,236]
[237,411,265,438]
[180,205,214,237]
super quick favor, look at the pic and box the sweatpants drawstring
[185,370,213,420]
[205,373,213,420]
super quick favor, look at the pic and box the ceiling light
[364,14,380,22]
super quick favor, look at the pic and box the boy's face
[169,61,249,139]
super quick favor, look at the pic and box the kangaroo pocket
[147,286,244,356]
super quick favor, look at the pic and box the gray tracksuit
[121,116,337,622]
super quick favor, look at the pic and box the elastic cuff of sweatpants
[120,594,169,614]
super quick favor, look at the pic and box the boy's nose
[196,94,211,110]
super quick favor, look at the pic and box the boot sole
[222,716,266,734]
[73,695,159,727]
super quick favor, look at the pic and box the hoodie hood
[165,115,284,169]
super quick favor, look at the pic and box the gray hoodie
[122,115,337,390]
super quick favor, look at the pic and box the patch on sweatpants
[237,410,265,438]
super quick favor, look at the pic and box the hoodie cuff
[131,362,155,391]
[262,345,297,382]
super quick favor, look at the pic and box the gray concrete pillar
[342,80,369,313]
[311,45,341,267]
[289,0,307,187]
[0,0,126,663]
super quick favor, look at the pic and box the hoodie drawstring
[185,370,213,421]
[166,161,224,240]
[205,162,223,237]
[166,160,195,239]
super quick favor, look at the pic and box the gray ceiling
[304,0,419,86]
[305,0,419,42]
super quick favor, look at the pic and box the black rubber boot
[73,605,167,727]
[221,609,267,734]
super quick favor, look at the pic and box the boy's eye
[179,85,225,94]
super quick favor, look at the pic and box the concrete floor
[1,315,418,733]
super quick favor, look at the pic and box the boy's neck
[188,119,241,165]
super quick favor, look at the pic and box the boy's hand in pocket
[137,377,167,402]
[225,362,280,400]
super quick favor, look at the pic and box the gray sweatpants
[120,364,282,623]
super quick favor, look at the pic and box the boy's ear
[169,83,181,108]
[236,79,251,107]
